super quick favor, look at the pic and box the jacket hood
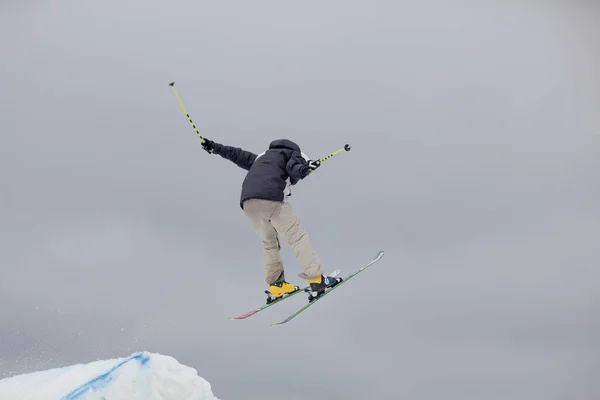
[269,139,301,153]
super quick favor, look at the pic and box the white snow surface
[0,351,220,400]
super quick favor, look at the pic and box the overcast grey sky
[1,1,599,399]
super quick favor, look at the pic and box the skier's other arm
[201,138,257,171]
[286,151,320,185]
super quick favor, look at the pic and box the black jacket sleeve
[286,151,309,185]
[212,143,257,171]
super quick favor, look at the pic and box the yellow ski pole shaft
[169,81,206,143]
[309,144,351,172]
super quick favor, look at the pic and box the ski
[270,250,384,327]
[229,270,340,320]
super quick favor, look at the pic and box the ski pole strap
[310,144,351,172]
[169,81,206,143]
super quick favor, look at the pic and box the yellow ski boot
[265,281,300,304]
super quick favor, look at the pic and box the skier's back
[201,137,341,303]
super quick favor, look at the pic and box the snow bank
[0,351,220,400]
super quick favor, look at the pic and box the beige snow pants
[242,198,324,285]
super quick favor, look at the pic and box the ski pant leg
[242,199,285,285]
[270,201,324,280]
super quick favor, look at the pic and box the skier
[200,137,342,303]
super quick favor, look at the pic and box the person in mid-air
[200,137,342,303]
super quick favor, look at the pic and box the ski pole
[169,81,207,143]
[309,144,351,172]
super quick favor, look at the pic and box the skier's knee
[263,237,280,251]
[287,228,307,246]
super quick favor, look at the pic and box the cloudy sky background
[1,1,599,399]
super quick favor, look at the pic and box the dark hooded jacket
[211,139,310,209]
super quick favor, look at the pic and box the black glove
[201,138,215,154]
[300,159,320,177]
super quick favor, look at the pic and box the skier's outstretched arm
[201,138,257,171]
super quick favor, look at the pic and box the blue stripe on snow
[62,352,151,400]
